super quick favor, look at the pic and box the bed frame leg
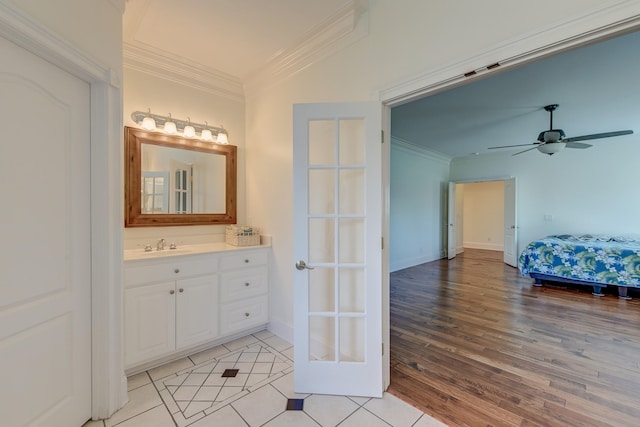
[533,278,543,287]
[618,286,632,300]
[592,286,605,297]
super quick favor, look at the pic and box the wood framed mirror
[124,126,237,227]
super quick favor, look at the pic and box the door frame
[447,178,515,257]
[0,2,125,419]
[379,11,640,389]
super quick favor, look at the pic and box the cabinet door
[124,281,176,366]
[176,274,219,349]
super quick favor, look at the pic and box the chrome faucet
[157,238,166,251]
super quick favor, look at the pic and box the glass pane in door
[339,119,365,164]
[309,120,335,165]
[309,317,335,361]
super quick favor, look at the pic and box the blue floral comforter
[518,234,640,287]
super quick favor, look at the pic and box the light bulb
[141,116,156,130]
[201,128,213,141]
[164,114,177,134]
[216,131,229,145]
[164,121,177,134]
[184,125,196,138]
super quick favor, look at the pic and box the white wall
[8,0,123,68]
[461,181,504,251]
[389,141,450,272]
[122,68,246,249]
[451,139,640,258]
[245,0,640,340]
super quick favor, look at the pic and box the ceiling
[123,0,352,81]
[124,2,638,159]
[392,30,640,159]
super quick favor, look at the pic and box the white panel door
[0,36,91,426]
[503,178,518,267]
[293,102,383,397]
[447,182,457,259]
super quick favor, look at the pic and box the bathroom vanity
[123,243,269,371]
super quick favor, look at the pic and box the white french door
[503,177,518,267]
[447,182,457,259]
[0,36,91,426]
[293,102,383,397]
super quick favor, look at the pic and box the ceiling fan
[489,104,634,156]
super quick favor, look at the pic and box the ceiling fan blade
[565,142,592,149]
[512,146,540,156]
[488,142,538,149]
[563,130,633,142]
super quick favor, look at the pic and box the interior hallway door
[0,35,92,426]
[293,102,383,397]
[503,177,518,267]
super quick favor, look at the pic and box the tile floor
[84,331,446,427]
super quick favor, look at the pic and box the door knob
[295,260,314,271]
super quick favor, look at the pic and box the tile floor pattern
[84,331,447,427]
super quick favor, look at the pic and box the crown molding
[379,0,640,106]
[391,137,452,165]
[244,0,370,97]
[123,0,369,99]
[106,0,126,14]
[123,41,245,102]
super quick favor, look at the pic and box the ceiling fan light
[537,142,566,155]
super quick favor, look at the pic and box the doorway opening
[382,13,640,399]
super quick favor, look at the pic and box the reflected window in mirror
[125,126,237,227]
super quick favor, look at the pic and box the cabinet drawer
[220,250,268,270]
[125,255,217,287]
[220,296,268,335]
[220,267,267,302]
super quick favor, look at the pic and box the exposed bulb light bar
[183,117,196,138]
[164,113,177,134]
[216,127,229,145]
[141,108,156,130]
[131,110,230,144]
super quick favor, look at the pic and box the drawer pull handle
[174,268,180,274]
[245,282,250,287]
[244,259,250,263]
[169,289,175,295]
[245,312,250,317]
[179,288,184,293]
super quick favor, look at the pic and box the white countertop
[124,242,269,261]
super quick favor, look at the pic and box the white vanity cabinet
[124,254,219,368]
[124,246,269,370]
[219,250,269,335]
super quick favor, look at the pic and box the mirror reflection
[124,126,237,227]
[141,143,226,214]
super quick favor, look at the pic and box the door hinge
[382,343,384,355]
[381,237,384,250]
[381,129,384,144]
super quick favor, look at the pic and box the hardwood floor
[388,249,640,427]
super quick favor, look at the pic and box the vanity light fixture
[163,113,178,134]
[201,122,214,141]
[141,108,156,130]
[183,117,196,138]
[131,110,230,144]
[216,126,229,145]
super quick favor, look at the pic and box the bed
[518,234,640,299]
